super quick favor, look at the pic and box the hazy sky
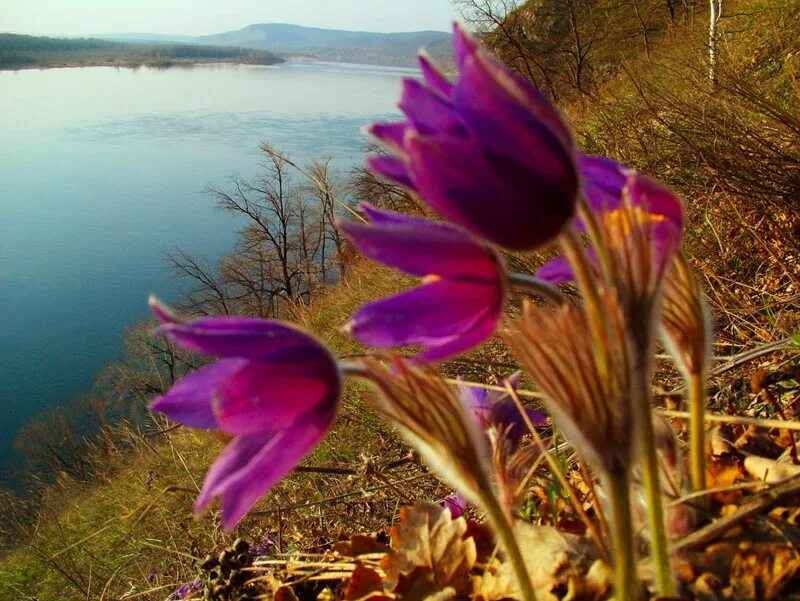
[1,0,462,36]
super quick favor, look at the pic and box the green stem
[689,369,708,495]
[605,468,640,601]
[633,369,676,597]
[480,491,538,601]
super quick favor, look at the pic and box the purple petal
[453,44,575,170]
[417,308,499,361]
[338,206,502,281]
[419,53,453,97]
[399,79,465,136]
[535,255,575,284]
[579,153,628,214]
[626,172,684,230]
[453,22,480,69]
[442,493,468,518]
[214,348,340,436]
[348,279,499,347]
[368,122,409,152]
[366,155,415,189]
[150,301,319,359]
[459,380,492,426]
[195,415,332,529]
[150,359,247,429]
[405,133,575,251]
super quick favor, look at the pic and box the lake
[0,61,407,483]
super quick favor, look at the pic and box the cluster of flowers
[150,23,709,601]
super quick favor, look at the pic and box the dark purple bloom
[367,24,578,251]
[149,299,341,529]
[442,493,468,518]
[338,204,507,361]
[537,160,684,284]
[458,371,545,444]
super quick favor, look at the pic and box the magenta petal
[399,79,465,136]
[453,22,480,69]
[348,279,500,350]
[418,53,453,97]
[417,308,498,361]
[150,359,247,429]
[454,49,575,172]
[366,155,415,189]
[338,209,500,281]
[155,315,314,359]
[579,154,627,213]
[368,122,409,151]
[536,255,575,284]
[195,415,331,529]
[405,133,574,251]
[626,172,684,230]
[215,348,340,436]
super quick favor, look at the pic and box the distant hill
[196,23,453,67]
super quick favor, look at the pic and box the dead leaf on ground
[744,455,800,483]
[381,502,476,595]
[729,543,800,600]
[344,564,389,601]
[707,455,743,503]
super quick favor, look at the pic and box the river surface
[0,61,406,482]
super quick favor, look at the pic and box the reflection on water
[0,62,404,480]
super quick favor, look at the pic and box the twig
[658,409,800,432]
[672,474,800,552]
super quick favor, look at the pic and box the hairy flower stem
[631,354,676,597]
[605,469,640,601]
[560,231,609,375]
[479,489,538,601]
[508,273,567,306]
[577,198,614,287]
[689,369,708,495]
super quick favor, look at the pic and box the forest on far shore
[0,33,284,69]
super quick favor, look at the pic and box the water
[0,61,407,480]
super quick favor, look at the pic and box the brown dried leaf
[744,455,800,483]
[381,502,476,595]
[729,543,800,600]
[512,523,605,601]
[344,564,389,601]
[472,557,516,601]
[707,455,743,503]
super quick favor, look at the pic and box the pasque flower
[458,372,545,444]
[338,203,507,361]
[148,298,341,529]
[537,159,684,285]
[367,23,578,251]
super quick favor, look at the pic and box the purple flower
[458,371,546,444]
[442,493,468,518]
[149,299,341,529]
[367,23,578,251]
[338,204,507,361]
[537,159,684,284]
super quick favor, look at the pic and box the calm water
[0,61,406,480]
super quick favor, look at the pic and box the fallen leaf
[707,455,743,503]
[381,502,476,595]
[344,564,389,601]
[743,455,800,483]
[729,543,800,600]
